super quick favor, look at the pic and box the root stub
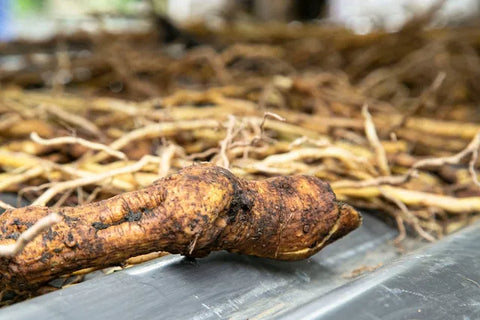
[0,164,361,290]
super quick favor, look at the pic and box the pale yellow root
[30,132,127,160]
[362,104,390,175]
[32,155,163,206]
[336,185,480,214]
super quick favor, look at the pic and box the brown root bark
[0,164,361,291]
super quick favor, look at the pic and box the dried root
[0,164,361,291]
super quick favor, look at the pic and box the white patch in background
[329,0,480,33]
[167,0,230,22]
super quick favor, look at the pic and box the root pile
[1,17,480,303]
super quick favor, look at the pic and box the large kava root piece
[0,164,361,290]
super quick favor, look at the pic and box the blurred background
[1,0,479,41]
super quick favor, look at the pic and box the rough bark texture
[0,164,361,291]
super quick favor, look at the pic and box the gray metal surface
[280,219,480,320]
[0,193,30,211]
[1,213,478,320]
